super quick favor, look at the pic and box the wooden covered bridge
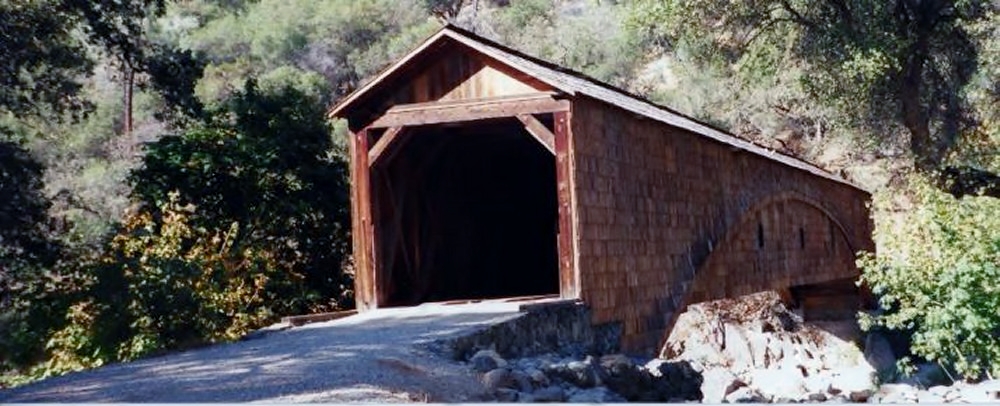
[328,25,874,353]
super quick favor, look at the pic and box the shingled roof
[329,24,865,192]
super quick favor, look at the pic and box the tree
[859,174,1000,379]
[0,1,92,119]
[627,0,999,196]
[131,80,352,313]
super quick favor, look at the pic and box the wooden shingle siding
[570,97,873,352]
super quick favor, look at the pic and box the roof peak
[328,23,868,193]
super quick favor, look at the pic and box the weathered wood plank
[352,128,376,311]
[554,110,578,300]
[516,114,555,154]
[368,94,569,129]
[368,126,405,166]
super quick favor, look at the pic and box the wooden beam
[553,110,578,300]
[516,114,555,154]
[352,128,376,311]
[369,93,569,129]
[368,126,405,166]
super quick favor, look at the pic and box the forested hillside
[1,0,998,386]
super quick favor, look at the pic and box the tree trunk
[123,66,134,136]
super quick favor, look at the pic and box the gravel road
[0,300,532,403]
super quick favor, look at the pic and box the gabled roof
[329,25,866,193]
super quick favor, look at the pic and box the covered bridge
[328,25,874,353]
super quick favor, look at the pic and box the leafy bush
[1,81,352,386]
[860,174,1000,379]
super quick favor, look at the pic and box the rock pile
[661,291,884,403]
[871,380,1000,403]
[468,350,703,403]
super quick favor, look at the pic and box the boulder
[495,388,519,402]
[483,368,517,391]
[511,369,534,393]
[470,349,507,373]
[601,355,649,401]
[848,389,873,403]
[724,386,769,403]
[700,368,746,403]
[748,368,807,401]
[584,355,608,386]
[915,389,944,404]
[650,360,704,401]
[956,380,1000,403]
[803,372,833,395]
[567,387,627,403]
[532,386,567,403]
[600,354,635,376]
[564,360,600,388]
[806,392,827,402]
[724,323,756,372]
[828,365,875,401]
[871,383,918,403]
[748,331,771,368]
[525,368,550,387]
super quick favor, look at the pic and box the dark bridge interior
[371,119,559,306]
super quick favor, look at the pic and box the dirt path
[0,301,533,403]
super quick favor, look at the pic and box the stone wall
[434,300,622,361]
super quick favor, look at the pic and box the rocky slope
[462,291,1000,403]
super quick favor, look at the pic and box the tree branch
[778,0,818,29]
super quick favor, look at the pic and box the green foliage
[625,0,999,186]
[2,81,352,386]
[182,0,436,104]
[0,1,92,118]
[859,175,1000,379]
[478,0,643,86]
[131,80,352,315]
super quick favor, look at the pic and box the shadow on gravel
[0,308,519,403]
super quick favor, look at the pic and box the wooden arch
[659,191,862,345]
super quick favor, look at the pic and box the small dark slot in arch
[799,227,806,249]
[757,222,765,249]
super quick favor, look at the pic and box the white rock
[955,380,1000,403]
[804,371,834,394]
[724,323,755,372]
[749,332,770,368]
[828,364,876,399]
[872,383,919,403]
[724,386,769,403]
[700,368,746,403]
[748,368,807,401]
[916,389,944,403]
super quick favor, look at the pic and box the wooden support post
[554,110,578,299]
[352,128,377,310]
[516,114,555,154]
[368,126,406,166]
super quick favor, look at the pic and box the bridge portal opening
[370,118,560,307]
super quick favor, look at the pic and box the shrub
[859,174,1000,380]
